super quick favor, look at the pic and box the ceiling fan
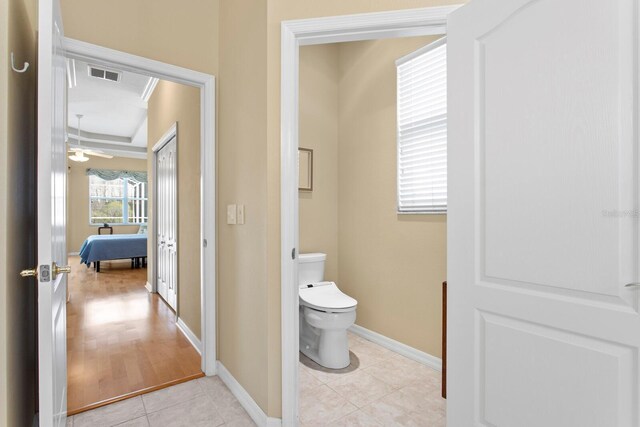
[68,114,114,162]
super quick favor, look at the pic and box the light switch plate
[227,204,237,224]
[237,205,245,225]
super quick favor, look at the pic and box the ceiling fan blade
[85,151,114,159]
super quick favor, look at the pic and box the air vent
[88,65,121,82]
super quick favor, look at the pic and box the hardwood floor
[67,256,202,415]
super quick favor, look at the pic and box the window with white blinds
[396,38,447,213]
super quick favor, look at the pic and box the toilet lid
[299,282,357,311]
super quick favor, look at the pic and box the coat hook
[10,52,29,73]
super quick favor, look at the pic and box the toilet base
[300,333,350,370]
[299,305,355,369]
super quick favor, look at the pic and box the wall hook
[10,52,29,73]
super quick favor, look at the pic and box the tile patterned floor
[66,376,256,427]
[67,332,445,427]
[299,332,445,426]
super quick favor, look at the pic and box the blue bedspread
[79,234,148,265]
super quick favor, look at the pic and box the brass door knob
[52,262,71,279]
[20,268,38,278]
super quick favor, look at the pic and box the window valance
[86,168,148,183]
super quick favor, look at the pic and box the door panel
[480,0,631,300]
[37,0,68,425]
[448,0,640,425]
[480,311,632,427]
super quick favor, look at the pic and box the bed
[79,234,148,272]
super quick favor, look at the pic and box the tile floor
[66,376,256,427]
[298,332,445,426]
[67,332,445,427]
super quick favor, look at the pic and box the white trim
[349,324,442,371]
[176,317,202,355]
[141,76,159,102]
[145,281,152,293]
[152,122,177,153]
[68,251,79,256]
[63,37,217,377]
[280,7,460,425]
[216,362,282,427]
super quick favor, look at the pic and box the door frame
[280,5,460,424]
[152,123,178,310]
[64,38,217,376]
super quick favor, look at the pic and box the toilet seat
[299,282,357,313]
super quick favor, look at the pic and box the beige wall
[337,37,446,357]
[218,0,270,412]
[61,0,219,75]
[0,0,38,425]
[299,45,340,282]
[67,156,148,252]
[147,80,202,339]
[298,37,446,358]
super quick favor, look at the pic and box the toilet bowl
[298,253,357,369]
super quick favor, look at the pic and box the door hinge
[203,239,208,248]
[292,248,296,260]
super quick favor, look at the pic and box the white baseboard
[349,324,442,371]
[216,361,282,427]
[176,318,202,355]
[68,251,80,256]
[145,281,152,292]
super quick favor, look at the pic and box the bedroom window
[396,38,447,214]
[89,175,148,225]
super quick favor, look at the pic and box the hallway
[67,256,202,414]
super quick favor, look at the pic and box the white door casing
[280,7,460,424]
[37,0,68,425]
[155,132,178,311]
[448,0,640,426]
[63,40,217,377]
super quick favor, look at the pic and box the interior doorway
[280,7,458,425]
[295,34,447,425]
[63,39,216,415]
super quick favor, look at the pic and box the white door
[31,0,69,425]
[447,1,640,426]
[156,136,178,311]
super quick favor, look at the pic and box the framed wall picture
[298,148,313,191]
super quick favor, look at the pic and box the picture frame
[298,148,313,191]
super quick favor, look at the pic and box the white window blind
[396,38,447,213]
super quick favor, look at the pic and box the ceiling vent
[88,65,121,82]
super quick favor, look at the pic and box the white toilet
[298,253,357,369]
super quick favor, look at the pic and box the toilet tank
[298,253,326,286]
